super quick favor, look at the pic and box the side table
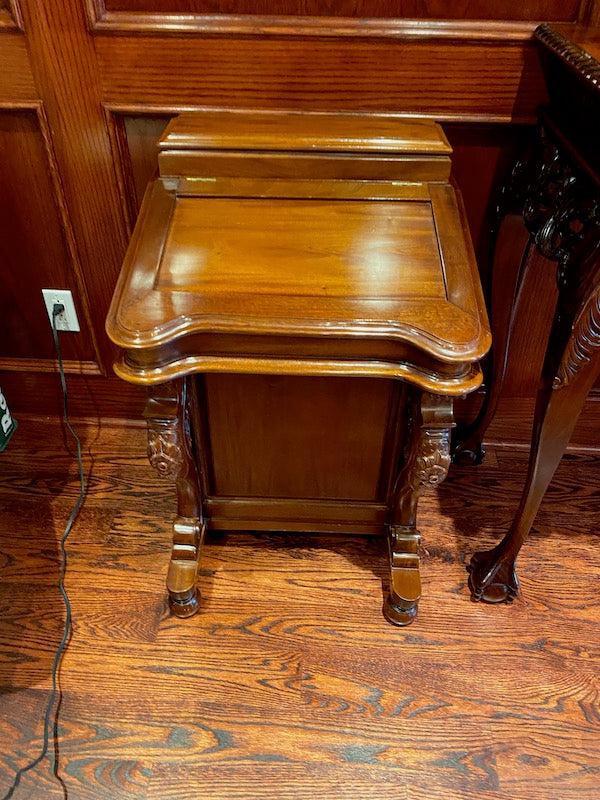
[452,24,600,602]
[106,111,490,625]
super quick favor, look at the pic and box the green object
[0,386,17,452]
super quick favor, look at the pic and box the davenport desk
[106,111,490,625]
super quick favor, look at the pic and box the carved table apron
[106,111,490,625]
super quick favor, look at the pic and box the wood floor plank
[0,418,598,800]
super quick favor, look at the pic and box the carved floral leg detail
[385,391,453,627]
[145,377,204,618]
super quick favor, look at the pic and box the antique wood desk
[453,24,600,602]
[106,111,490,625]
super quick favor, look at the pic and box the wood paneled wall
[0,0,598,445]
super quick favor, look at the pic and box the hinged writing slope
[108,112,489,391]
[158,110,453,182]
[106,111,490,625]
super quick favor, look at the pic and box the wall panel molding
[0,1,24,30]
[18,0,133,374]
[0,35,35,102]
[103,107,140,235]
[33,101,104,371]
[97,37,547,124]
[86,0,592,38]
[0,102,101,373]
[0,358,102,375]
[91,12,539,41]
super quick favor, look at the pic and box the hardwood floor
[0,417,599,800]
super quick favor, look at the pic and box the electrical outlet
[41,289,80,332]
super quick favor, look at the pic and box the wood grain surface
[0,418,598,799]
[5,0,600,445]
[95,35,546,122]
[102,0,583,21]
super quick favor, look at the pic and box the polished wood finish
[95,35,546,122]
[159,111,453,155]
[453,23,600,603]
[101,0,584,20]
[1,417,600,799]
[2,0,600,451]
[205,374,396,501]
[0,108,96,365]
[385,389,453,625]
[144,377,205,616]
[107,112,490,623]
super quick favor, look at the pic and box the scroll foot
[467,546,519,604]
[168,587,200,618]
[166,517,205,619]
[384,525,421,627]
[383,594,418,626]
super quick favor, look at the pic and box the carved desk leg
[469,283,600,603]
[384,390,453,626]
[144,377,205,618]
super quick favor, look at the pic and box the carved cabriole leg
[384,390,454,626]
[466,120,600,604]
[452,219,533,466]
[469,283,600,603]
[144,377,205,618]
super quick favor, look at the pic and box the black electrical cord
[1,303,84,800]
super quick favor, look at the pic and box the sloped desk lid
[106,114,490,394]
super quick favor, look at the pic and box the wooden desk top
[106,113,490,393]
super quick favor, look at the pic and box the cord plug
[41,289,80,332]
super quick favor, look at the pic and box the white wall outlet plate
[41,289,80,332]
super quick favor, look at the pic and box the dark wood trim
[0,34,36,103]
[0,357,102,375]
[88,9,538,42]
[34,102,106,371]
[535,22,600,89]
[205,497,388,535]
[102,105,138,235]
[579,0,600,24]
[0,99,37,109]
[103,102,535,128]
[0,1,23,30]
[0,101,104,373]
[84,0,104,30]
[19,0,132,374]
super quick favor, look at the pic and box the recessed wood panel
[97,37,546,122]
[204,374,399,501]
[0,0,19,28]
[123,114,170,212]
[445,122,536,274]
[102,0,583,22]
[0,110,95,363]
[0,37,35,101]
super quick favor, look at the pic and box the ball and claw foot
[383,594,418,626]
[168,587,200,618]
[451,434,486,467]
[467,548,519,604]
